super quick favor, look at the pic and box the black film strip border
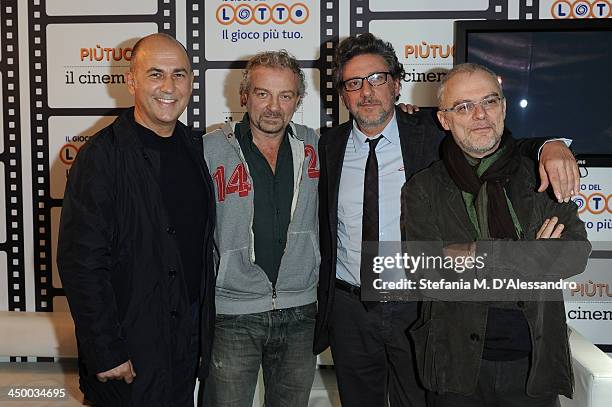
[187,1,340,132]
[318,0,340,132]
[186,0,205,131]
[28,0,175,312]
[520,0,540,19]
[1,0,26,314]
[350,0,510,36]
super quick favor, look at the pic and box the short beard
[353,106,392,131]
[461,130,503,157]
[254,115,285,136]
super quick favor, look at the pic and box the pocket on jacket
[309,232,321,271]
[215,252,231,288]
[216,248,251,288]
[409,319,439,392]
[216,248,270,298]
[279,231,320,290]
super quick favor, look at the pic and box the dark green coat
[401,154,591,398]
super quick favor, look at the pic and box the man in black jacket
[401,62,590,406]
[314,33,580,407]
[57,33,216,407]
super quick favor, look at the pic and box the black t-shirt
[135,120,207,304]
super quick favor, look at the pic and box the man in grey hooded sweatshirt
[201,50,319,407]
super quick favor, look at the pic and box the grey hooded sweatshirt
[202,121,320,314]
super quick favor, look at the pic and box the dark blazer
[58,108,216,406]
[314,107,444,353]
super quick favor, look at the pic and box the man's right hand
[96,360,136,384]
[536,217,565,239]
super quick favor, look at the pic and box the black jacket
[401,155,591,397]
[57,108,216,406]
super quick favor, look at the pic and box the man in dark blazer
[58,33,216,407]
[314,33,579,407]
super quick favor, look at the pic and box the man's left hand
[538,140,579,203]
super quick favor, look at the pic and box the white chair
[560,327,612,407]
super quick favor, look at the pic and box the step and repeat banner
[1,0,611,355]
[564,160,612,350]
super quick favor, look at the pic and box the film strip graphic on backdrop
[28,0,175,314]
[1,1,26,314]
[350,0,510,36]
[187,0,340,133]
[520,0,540,19]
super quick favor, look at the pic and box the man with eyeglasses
[401,62,590,406]
[314,34,580,407]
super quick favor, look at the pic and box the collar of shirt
[132,112,178,150]
[349,109,399,153]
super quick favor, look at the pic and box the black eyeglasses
[342,72,391,92]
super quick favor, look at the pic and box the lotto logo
[551,0,611,19]
[573,193,612,214]
[216,3,309,25]
[59,144,81,165]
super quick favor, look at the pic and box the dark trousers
[329,287,426,407]
[170,302,201,406]
[430,358,560,407]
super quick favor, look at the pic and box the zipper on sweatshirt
[272,286,277,310]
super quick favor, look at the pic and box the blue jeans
[204,303,317,407]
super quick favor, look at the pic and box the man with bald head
[401,63,590,406]
[58,33,216,406]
